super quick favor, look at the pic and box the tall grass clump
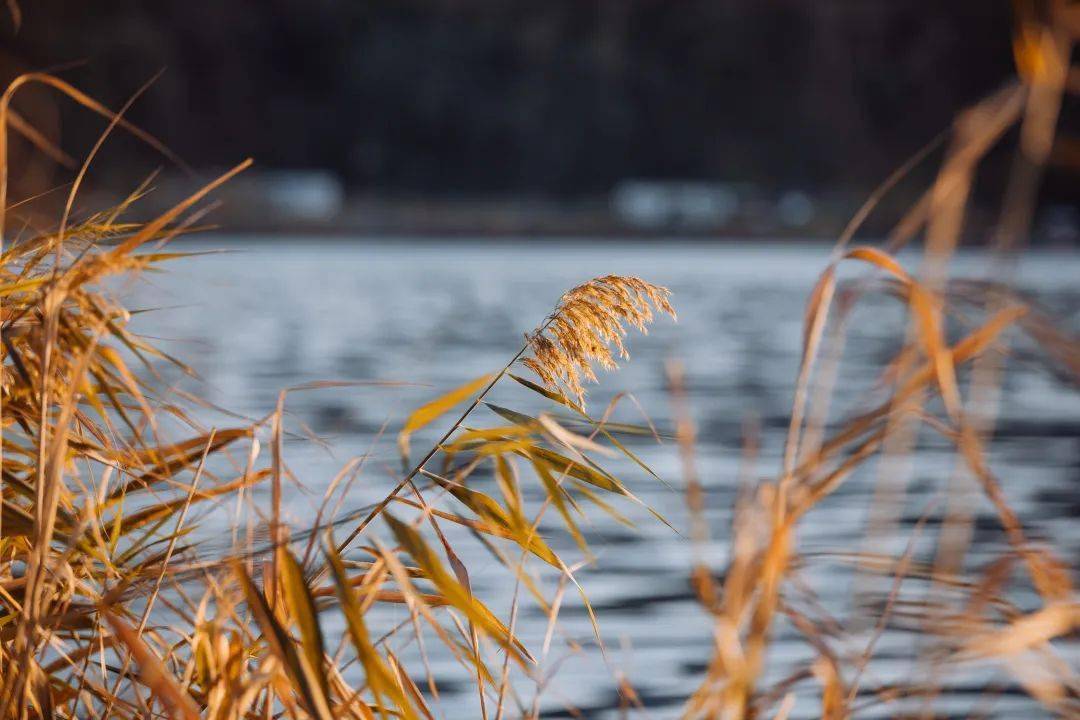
[0,75,678,719]
[677,5,1079,719]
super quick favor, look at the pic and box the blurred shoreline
[82,169,1078,244]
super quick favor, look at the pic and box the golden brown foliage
[679,4,1080,718]
[0,72,677,719]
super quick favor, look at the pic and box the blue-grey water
[125,239,1078,719]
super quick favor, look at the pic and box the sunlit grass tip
[522,274,675,404]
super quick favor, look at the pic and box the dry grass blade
[102,611,200,720]
[277,546,331,707]
[324,541,418,720]
[962,603,1080,658]
[384,513,533,666]
[398,373,495,464]
[231,559,334,720]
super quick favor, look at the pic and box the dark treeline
[3,1,1022,198]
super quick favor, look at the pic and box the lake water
[125,239,1079,719]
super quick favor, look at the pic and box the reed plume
[522,274,675,404]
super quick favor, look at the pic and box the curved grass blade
[398,373,495,463]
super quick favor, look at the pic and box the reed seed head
[522,275,675,404]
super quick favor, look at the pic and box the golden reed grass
[0,71,676,717]
[0,3,1077,719]
[675,4,1080,719]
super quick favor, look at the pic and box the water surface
[127,239,1079,719]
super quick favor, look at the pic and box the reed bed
[0,3,1078,720]
[0,79,679,717]
[678,4,1080,718]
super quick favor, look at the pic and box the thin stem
[334,338,534,555]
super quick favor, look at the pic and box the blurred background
[3,1,1078,240]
